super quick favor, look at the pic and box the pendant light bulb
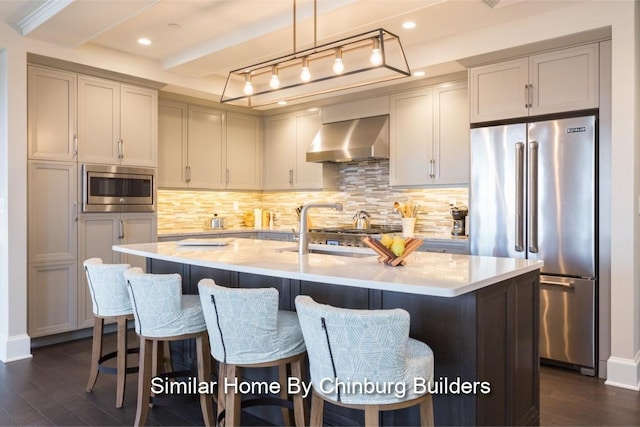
[269,65,280,89]
[369,37,383,66]
[300,57,311,82]
[243,73,254,95]
[332,48,344,74]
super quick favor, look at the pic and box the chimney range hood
[306,115,389,163]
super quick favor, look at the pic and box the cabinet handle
[226,169,230,185]
[73,201,78,222]
[429,159,435,179]
[73,134,78,158]
[289,169,293,185]
[525,84,533,108]
[185,166,191,183]
[117,139,124,159]
[118,220,125,240]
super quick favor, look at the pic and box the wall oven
[82,164,155,212]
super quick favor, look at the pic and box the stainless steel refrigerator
[470,114,597,376]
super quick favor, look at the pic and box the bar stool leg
[420,395,434,426]
[196,334,215,426]
[134,338,153,427]
[279,363,291,426]
[224,364,241,427]
[217,362,226,420]
[86,316,104,393]
[291,359,305,427]
[364,405,380,427]
[309,391,324,427]
[115,316,128,408]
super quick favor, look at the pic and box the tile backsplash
[157,160,468,234]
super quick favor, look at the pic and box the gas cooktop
[307,225,402,247]
[309,225,402,235]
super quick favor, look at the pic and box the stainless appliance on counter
[307,225,402,247]
[470,114,597,376]
[82,164,155,212]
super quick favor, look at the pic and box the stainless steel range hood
[306,115,389,163]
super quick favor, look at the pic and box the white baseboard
[0,333,32,363]
[605,352,640,391]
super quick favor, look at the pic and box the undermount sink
[275,246,376,258]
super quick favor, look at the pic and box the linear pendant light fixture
[220,0,411,108]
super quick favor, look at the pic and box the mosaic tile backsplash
[157,160,468,234]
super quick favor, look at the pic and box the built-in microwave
[82,164,155,212]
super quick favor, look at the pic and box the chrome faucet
[298,203,343,255]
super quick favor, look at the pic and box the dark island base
[149,259,540,426]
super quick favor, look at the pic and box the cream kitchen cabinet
[390,80,469,186]
[78,75,157,167]
[27,161,79,337]
[469,43,599,123]
[158,100,188,188]
[78,213,156,328]
[27,66,77,161]
[263,110,332,190]
[226,112,261,190]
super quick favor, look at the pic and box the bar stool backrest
[123,267,184,337]
[295,295,412,404]
[198,278,281,364]
[83,258,131,317]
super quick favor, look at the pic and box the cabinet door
[226,113,261,189]
[433,81,470,185]
[187,106,225,189]
[78,75,121,164]
[530,44,599,116]
[469,58,529,123]
[294,111,323,189]
[389,88,433,186]
[263,115,295,190]
[120,84,158,167]
[119,213,157,271]
[28,161,78,264]
[158,101,188,188]
[78,213,121,328]
[27,67,77,161]
[28,261,78,337]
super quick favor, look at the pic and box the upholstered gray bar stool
[198,279,306,427]
[295,295,435,427]
[83,258,138,408]
[124,268,215,427]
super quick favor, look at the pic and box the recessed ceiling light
[402,21,416,29]
[168,23,181,29]
[278,100,288,106]
[137,38,152,46]
[413,70,426,77]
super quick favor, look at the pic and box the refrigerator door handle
[541,278,575,288]
[515,142,525,252]
[528,141,539,253]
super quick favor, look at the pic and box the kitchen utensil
[353,210,371,229]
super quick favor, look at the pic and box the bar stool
[124,268,215,427]
[83,258,138,408]
[294,295,435,427]
[197,279,306,427]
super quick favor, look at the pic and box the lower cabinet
[78,213,156,328]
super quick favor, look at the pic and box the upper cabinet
[263,109,335,190]
[157,100,261,190]
[78,75,157,167]
[27,67,77,161]
[390,80,469,186]
[469,43,599,123]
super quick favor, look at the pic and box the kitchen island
[114,238,542,426]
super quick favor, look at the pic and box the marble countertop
[114,238,540,298]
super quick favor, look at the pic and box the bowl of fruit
[361,234,423,266]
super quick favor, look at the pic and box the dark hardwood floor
[1,333,639,426]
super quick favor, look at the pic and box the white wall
[1,0,639,390]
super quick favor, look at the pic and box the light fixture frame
[220,28,410,108]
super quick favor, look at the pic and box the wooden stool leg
[163,341,173,373]
[279,363,291,426]
[309,391,324,427]
[364,405,380,427]
[420,395,434,426]
[86,316,104,393]
[196,334,215,427]
[217,362,225,421]
[290,359,305,427]
[134,338,153,427]
[115,315,128,408]
[225,364,241,427]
